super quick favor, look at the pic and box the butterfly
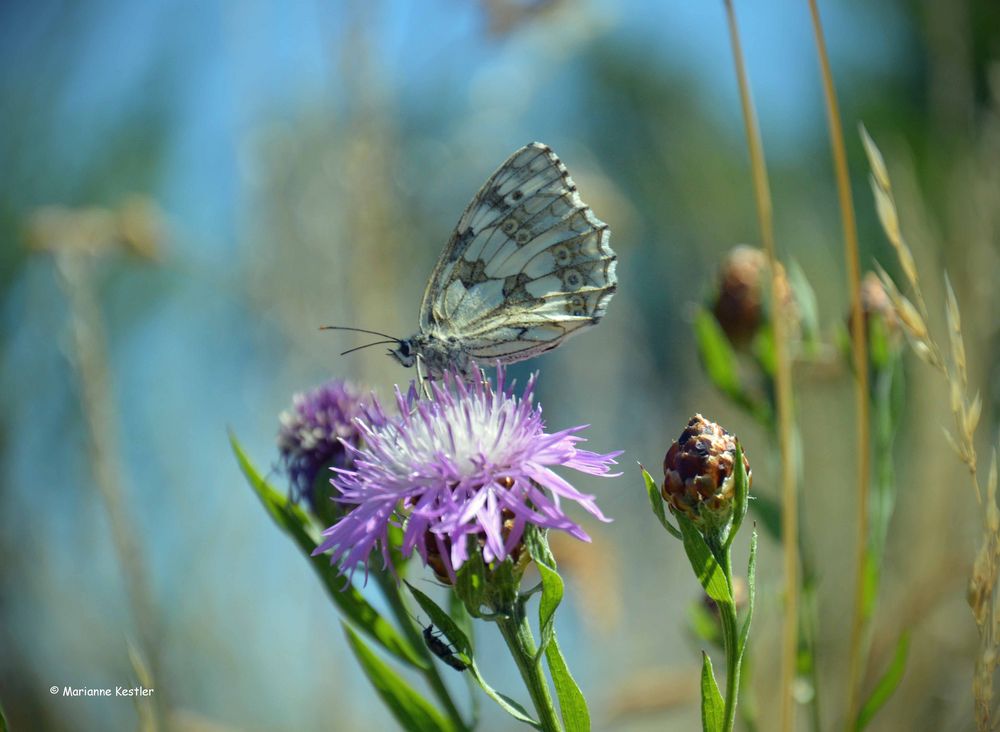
[328,143,617,378]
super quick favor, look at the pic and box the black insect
[422,623,469,672]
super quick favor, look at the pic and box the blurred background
[1,0,998,730]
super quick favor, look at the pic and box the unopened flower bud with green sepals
[711,244,799,349]
[661,414,751,540]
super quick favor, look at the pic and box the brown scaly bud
[712,244,797,348]
[662,414,751,536]
[848,271,901,347]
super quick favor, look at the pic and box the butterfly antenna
[340,340,398,356]
[320,325,402,343]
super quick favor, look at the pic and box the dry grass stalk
[861,129,997,730]
[722,3,799,729]
[806,4,873,726]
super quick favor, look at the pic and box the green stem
[375,572,468,731]
[712,540,742,732]
[495,602,562,732]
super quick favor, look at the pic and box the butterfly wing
[418,142,617,363]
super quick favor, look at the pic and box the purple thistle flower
[313,366,622,582]
[277,379,366,509]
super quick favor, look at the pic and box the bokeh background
[2,0,998,730]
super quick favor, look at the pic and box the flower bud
[848,271,901,347]
[277,380,366,512]
[661,414,751,536]
[712,244,797,348]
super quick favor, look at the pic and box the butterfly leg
[415,353,432,399]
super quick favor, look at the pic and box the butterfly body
[393,142,617,378]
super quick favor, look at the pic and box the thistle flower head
[662,414,750,536]
[313,366,622,582]
[277,379,366,509]
[712,244,797,348]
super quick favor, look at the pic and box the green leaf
[524,527,563,660]
[465,663,541,730]
[726,443,749,549]
[455,550,488,617]
[641,465,681,539]
[788,259,819,347]
[343,624,456,732]
[739,529,758,658]
[545,632,591,732]
[409,583,539,728]
[230,432,425,669]
[868,314,891,370]
[855,632,910,730]
[1,699,9,732]
[700,651,725,732]
[752,326,776,378]
[694,309,742,397]
[694,309,772,424]
[406,583,473,660]
[687,601,722,647]
[676,513,732,605]
[408,577,536,727]
[524,529,591,729]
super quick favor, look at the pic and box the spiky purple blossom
[277,379,366,508]
[313,367,622,581]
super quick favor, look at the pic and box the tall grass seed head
[662,414,751,537]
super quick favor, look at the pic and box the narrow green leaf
[694,308,772,424]
[694,308,742,396]
[788,259,820,347]
[230,432,425,669]
[407,583,473,660]
[752,326,776,378]
[726,443,749,548]
[1,700,9,732]
[855,632,910,730]
[739,529,758,658]
[545,632,591,732]
[641,465,681,539]
[343,624,456,732]
[700,651,725,732]
[677,513,732,604]
[525,527,563,659]
[465,662,541,730]
[408,578,537,726]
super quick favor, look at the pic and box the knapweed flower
[662,414,751,536]
[277,379,366,509]
[313,366,622,581]
[712,244,797,348]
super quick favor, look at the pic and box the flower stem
[375,572,468,731]
[495,603,562,732]
[711,540,742,732]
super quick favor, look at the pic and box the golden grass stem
[722,3,799,730]
[804,3,873,727]
[56,252,163,731]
